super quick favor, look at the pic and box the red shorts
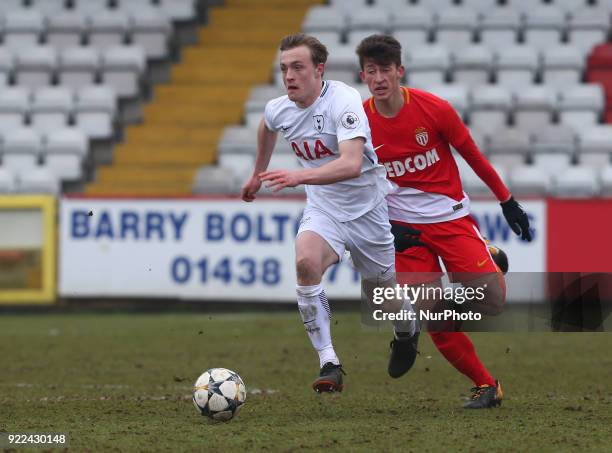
[394,215,499,283]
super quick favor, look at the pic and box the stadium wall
[58,196,548,302]
[0,195,56,304]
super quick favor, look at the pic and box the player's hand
[390,222,425,252]
[259,169,302,192]
[500,196,532,241]
[241,175,262,202]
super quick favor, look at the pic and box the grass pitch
[1,312,611,452]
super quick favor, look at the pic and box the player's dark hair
[356,34,402,69]
[279,33,329,67]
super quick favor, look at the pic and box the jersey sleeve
[331,87,369,143]
[438,100,470,149]
[263,99,279,132]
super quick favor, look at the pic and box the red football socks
[429,331,496,387]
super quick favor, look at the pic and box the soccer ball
[193,368,246,421]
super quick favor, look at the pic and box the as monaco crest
[313,115,324,133]
[415,127,428,146]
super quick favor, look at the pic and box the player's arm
[241,118,278,202]
[440,102,532,241]
[259,137,363,190]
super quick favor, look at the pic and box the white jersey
[264,80,391,222]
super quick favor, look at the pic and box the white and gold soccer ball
[193,368,247,421]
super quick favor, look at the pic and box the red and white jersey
[265,80,391,222]
[365,87,473,224]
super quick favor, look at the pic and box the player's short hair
[279,33,328,67]
[356,34,402,69]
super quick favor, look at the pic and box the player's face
[360,60,405,101]
[280,45,324,107]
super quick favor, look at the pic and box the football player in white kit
[241,33,418,393]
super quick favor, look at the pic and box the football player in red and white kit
[356,35,532,409]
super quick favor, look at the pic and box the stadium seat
[558,84,604,129]
[0,167,17,193]
[578,125,612,158]
[469,86,512,134]
[416,0,455,11]
[479,8,521,51]
[487,127,531,167]
[531,125,577,156]
[567,9,610,54]
[0,0,27,14]
[43,128,88,181]
[347,7,388,30]
[434,8,477,51]
[405,45,450,87]
[422,84,469,118]
[552,165,600,197]
[587,43,612,70]
[217,126,256,155]
[74,85,117,140]
[245,85,285,114]
[504,0,540,13]
[302,6,346,33]
[542,45,584,88]
[508,164,551,195]
[2,127,42,174]
[58,47,100,90]
[129,9,172,60]
[392,29,430,50]
[101,46,146,99]
[346,29,386,47]
[17,167,60,194]
[532,153,572,175]
[391,7,433,42]
[72,0,111,15]
[550,0,590,14]
[307,31,342,46]
[88,10,129,50]
[218,153,254,181]
[29,0,68,15]
[14,46,57,89]
[158,0,198,22]
[375,0,410,10]
[461,0,499,14]
[600,165,612,196]
[47,11,87,51]
[0,48,14,87]
[523,6,566,52]
[3,10,44,50]
[192,166,239,194]
[30,87,73,134]
[325,45,360,72]
[0,87,29,133]
[513,86,556,133]
[495,46,539,90]
[461,162,508,196]
[322,69,357,85]
[451,45,493,88]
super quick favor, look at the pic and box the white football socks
[393,298,419,339]
[296,284,339,368]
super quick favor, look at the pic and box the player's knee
[296,255,322,285]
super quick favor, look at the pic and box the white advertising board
[59,198,545,302]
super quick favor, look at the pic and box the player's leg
[428,216,505,408]
[296,208,345,392]
[393,231,445,377]
[345,204,420,377]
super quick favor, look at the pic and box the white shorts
[297,203,395,280]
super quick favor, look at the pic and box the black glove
[500,196,532,242]
[390,222,425,252]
